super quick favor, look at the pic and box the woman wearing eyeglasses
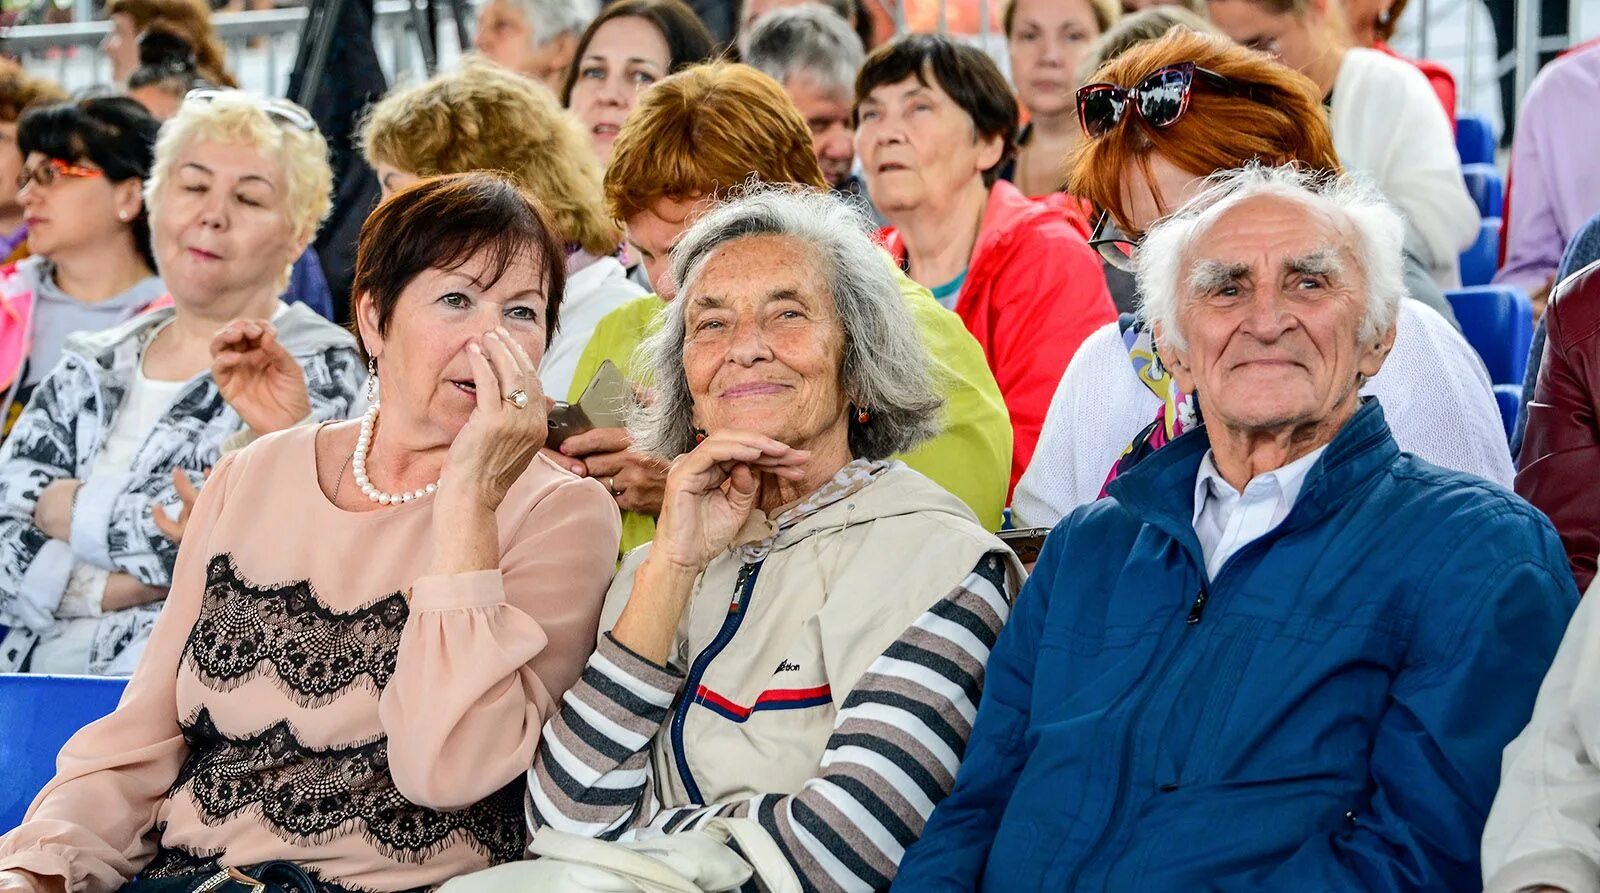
[0,97,165,440]
[1008,30,1510,528]
[856,33,1117,495]
[0,91,364,677]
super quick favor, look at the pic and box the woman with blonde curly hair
[0,90,363,677]
[362,58,643,397]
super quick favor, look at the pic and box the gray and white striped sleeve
[526,553,1014,893]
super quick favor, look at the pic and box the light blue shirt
[1191,445,1328,579]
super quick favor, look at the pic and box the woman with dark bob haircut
[0,172,621,893]
[560,0,716,165]
[856,33,1115,495]
[0,97,164,436]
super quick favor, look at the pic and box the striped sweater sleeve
[526,553,1014,893]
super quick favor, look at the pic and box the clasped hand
[648,430,811,572]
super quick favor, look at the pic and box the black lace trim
[171,708,526,866]
[182,555,409,707]
[140,843,426,893]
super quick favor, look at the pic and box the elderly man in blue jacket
[894,164,1578,891]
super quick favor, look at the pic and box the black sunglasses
[1076,62,1259,139]
[1088,211,1139,273]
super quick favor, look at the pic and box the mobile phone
[996,527,1050,565]
[547,360,633,449]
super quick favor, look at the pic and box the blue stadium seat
[1457,112,1497,165]
[1493,383,1522,445]
[0,674,128,832]
[1462,162,1504,218]
[1460,217,1502,287]
[1445,285,1535,386]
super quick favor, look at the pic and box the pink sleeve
[379,474,621,810]
[1496,92,1563,291]
[0,454,239,893]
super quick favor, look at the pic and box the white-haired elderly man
[895,164,1577,892]
[742,3,868,199]
[474,0,597,91]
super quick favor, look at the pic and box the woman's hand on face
[33,479,81,542]
[211,320,312,435]
[560,427,670,516]
[650,430,810,571]
[437,328,547,516]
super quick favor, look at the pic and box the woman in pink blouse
[0,172,622,893]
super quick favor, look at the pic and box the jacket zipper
[1071,539,1274,891]
[668,560,763,804]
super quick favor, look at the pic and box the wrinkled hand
[559,426,670,515]
[212,319,311,435]
[33,478,81,542]
[101,572,168,612]
[650,430,810,571]
[152,467,209,544]
[437,327,548,514]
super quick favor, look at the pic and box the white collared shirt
[1191,445,1328,580]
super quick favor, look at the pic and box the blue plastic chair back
[1457,112,1497,165]
[1445,285,1535,386]
[1493,383,1522,446]
[1462,163,1504,218]
[0,674,128,833]
[1460,217,1502,287]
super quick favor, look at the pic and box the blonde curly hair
[360,59,620,257]
[145,90,331,294]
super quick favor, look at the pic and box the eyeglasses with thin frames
[16,157,103,193]
[1088,212,1140,273]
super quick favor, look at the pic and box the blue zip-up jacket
[895,400,1577,891]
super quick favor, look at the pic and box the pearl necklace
[351,402,438,505]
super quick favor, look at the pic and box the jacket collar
[1107,398,1400,563]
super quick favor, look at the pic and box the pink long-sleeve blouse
[0,423,621,893]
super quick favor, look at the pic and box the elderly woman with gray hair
[474,186,1022,893]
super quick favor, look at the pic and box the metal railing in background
[0,0,462,96]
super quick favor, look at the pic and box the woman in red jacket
[855,34,1116,493]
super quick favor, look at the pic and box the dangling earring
[856,408,871,425]
[365,357,378,403]
[693,428,708,443]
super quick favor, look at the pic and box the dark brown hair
[559,0,717,106]
[350,172,567,358]
[854,33,1019,187]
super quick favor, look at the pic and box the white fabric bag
[438,819,802,893]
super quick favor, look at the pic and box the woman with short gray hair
[507,187,1024,892]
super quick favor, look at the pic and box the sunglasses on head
[1076,61,1260,139]
[183,88,317,133]
[16,157,103,192]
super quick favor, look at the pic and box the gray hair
[498,0,598,45]
[1136,163,1408,352]
[740,3,864,94]
[630,185,944,460]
